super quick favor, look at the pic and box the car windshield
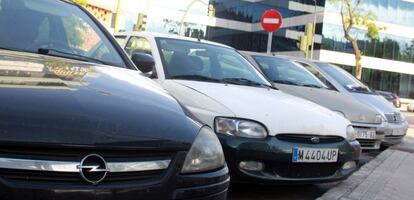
[0,0,125,67]
[156,38,272,88]
[252,56,328,89]
[315,62,374,93]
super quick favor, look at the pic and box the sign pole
[267,32,273,54]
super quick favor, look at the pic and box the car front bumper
[218,135,360,184]
[381,121,408,146]
[0,152,229,200]
[351,122,384,150]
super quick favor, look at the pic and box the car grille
[0,146,172,185]
[385,113,402,123]
[0,169,164,184]
[357,139,378,149]
[276,134,344,144]
[272,163,339,178]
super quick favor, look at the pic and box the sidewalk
[318,129,414,200]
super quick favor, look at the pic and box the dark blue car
[0,0,228,199]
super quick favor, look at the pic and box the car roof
[115,32,233,49]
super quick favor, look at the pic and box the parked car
[376,90,401,108]
[241,52,385,150]
[115,32,361,184]
[407,103,414,112]
[282,57,408,146]
[0,0,229,199]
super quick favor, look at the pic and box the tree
[330,0,384,79]
[72,0,87,7]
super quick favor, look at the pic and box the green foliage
[329,0,384,40]
[72,0,88,7]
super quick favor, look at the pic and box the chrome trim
[0,158,79,172]
[0,157,170,173]
[107,160,171,173]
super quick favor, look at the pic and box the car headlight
[375,114,386,123]
[346,125,356,141]
[181,126,225,174]
[215,117,268,139]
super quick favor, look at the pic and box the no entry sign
[261,9,283,33]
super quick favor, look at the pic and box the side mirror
[131,53,155,73]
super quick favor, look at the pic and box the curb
[317,149,395,200]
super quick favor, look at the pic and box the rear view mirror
[131,53,155,73]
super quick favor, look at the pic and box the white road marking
[263,18,280,24]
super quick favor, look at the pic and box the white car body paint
[115,32,352,138]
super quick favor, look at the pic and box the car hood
[0,50,198,150]
[350,92,400,115]
[164,80,351,137]
[275,84,381,124]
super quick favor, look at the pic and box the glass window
[296,61,336,89]
[156,37,270,86]
[315,62,374,93]
[125,36,152,56]
[253,56,328,88]
[321,23,414,64]
[0,0,125,67]
[114,36,127,46]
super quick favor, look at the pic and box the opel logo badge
[310,137,320,144]
[77,154,109,185]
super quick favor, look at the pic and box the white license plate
[292,148,338,163]
[355,128,376,139]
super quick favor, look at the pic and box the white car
[115,32,361,184]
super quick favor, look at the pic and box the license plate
[292,148,338,163]
[355,128,376,139]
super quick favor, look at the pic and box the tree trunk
[350,39,363,80]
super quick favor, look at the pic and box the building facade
[96,0,414,100]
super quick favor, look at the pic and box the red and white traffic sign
[261,9,283,33]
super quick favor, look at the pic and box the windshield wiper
[272,79,300,86]
[37,48,111,66]
[350,85,369,92]
[171,75,222,83]
[222,78,276,89]
[0,47,21,52]
[301,84,324,89]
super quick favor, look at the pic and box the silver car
[241,52,386,150]
[265,55,408,146]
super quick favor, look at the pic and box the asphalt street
[227,112,414,200]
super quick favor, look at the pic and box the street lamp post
[310,0,317,59]
[114,0,122,33]
[179,0,214,36]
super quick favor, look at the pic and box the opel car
[0,0,229,199]
[241,52,385,150]
[115,32,361,184]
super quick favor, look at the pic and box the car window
[315,62,373,93]
[125,36,152,56]
[252,56,327,88]
[0,0,125,67]
[218,54,255,80]
[156,38,270,86]
[296,61,336,90]
[114,35,127,46]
